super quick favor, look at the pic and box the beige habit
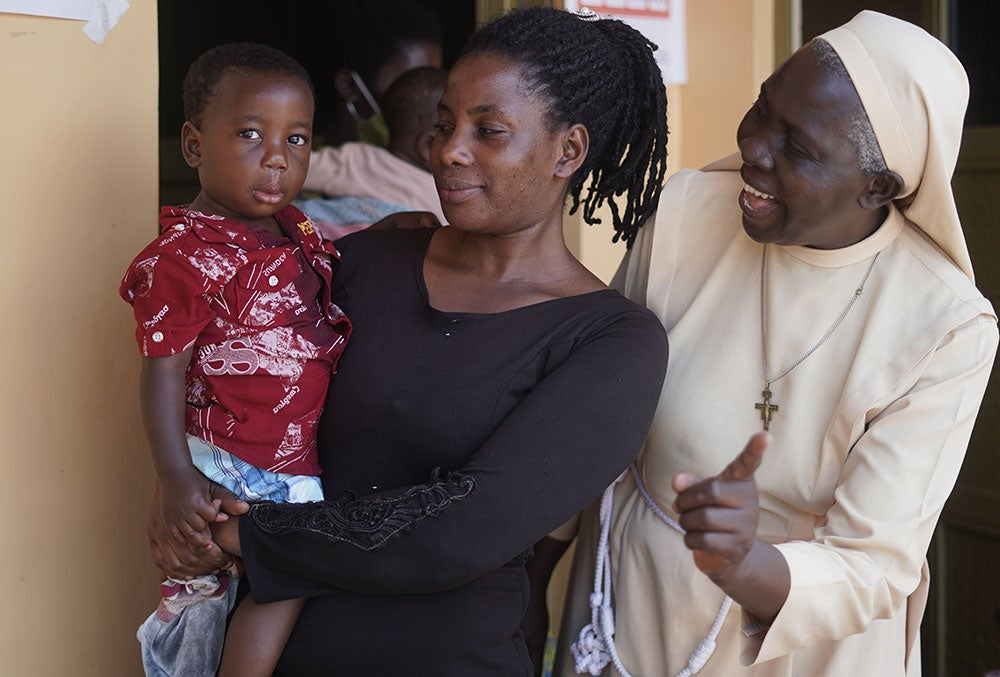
[557,11,997,677]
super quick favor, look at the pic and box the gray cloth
[136,571,240,677]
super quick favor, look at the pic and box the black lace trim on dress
[248,469,476,551]
[509,548,533,566]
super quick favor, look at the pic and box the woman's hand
[671,432,768,581]
[210,513,243,558]
[671,432,790,623]
[147,479,248,579]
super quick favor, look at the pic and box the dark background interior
[158,0,476,137]
[157,1,476,205]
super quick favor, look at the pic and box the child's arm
[140,349,220,549]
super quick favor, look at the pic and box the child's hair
[183,42,315,128]
[461,7,668,247]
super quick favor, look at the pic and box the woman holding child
[147,7,670,675]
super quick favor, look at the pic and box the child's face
[182,69,313,228]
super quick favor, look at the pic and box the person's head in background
[383,66,448,171]
[180,42,315,230]
[314,0,443,147]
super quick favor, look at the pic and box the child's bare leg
[219,593,305,677]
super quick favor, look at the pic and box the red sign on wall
[580,0,671,19]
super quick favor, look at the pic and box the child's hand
[158,467,222,549]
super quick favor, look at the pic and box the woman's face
[736,45,875,249]
[430,53,572,234]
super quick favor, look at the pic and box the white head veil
[820,11,974,281]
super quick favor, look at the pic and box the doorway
[156,0,476,206]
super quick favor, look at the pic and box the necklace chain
[757,245,879,429]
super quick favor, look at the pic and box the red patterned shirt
[120,206,351,475]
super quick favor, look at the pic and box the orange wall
[678,0,775,168]
[0,6,160,675]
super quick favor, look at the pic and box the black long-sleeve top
[239,227,668,675]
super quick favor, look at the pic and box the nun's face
[735,45,883,249]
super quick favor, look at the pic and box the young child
[121,43,350,677]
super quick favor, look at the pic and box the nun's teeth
[744,183,775,200]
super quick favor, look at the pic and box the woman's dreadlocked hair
[461,7,668,247]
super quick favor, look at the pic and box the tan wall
[569,0,775,282]
[0,6,160,675]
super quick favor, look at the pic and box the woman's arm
[240,310,668,602]
[721,317,995,665]
[657,315,995,664]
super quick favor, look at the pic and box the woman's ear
[333,67,356,101]
[860,170,904,210]
[554,123,589,179]
[180,121,203,169]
